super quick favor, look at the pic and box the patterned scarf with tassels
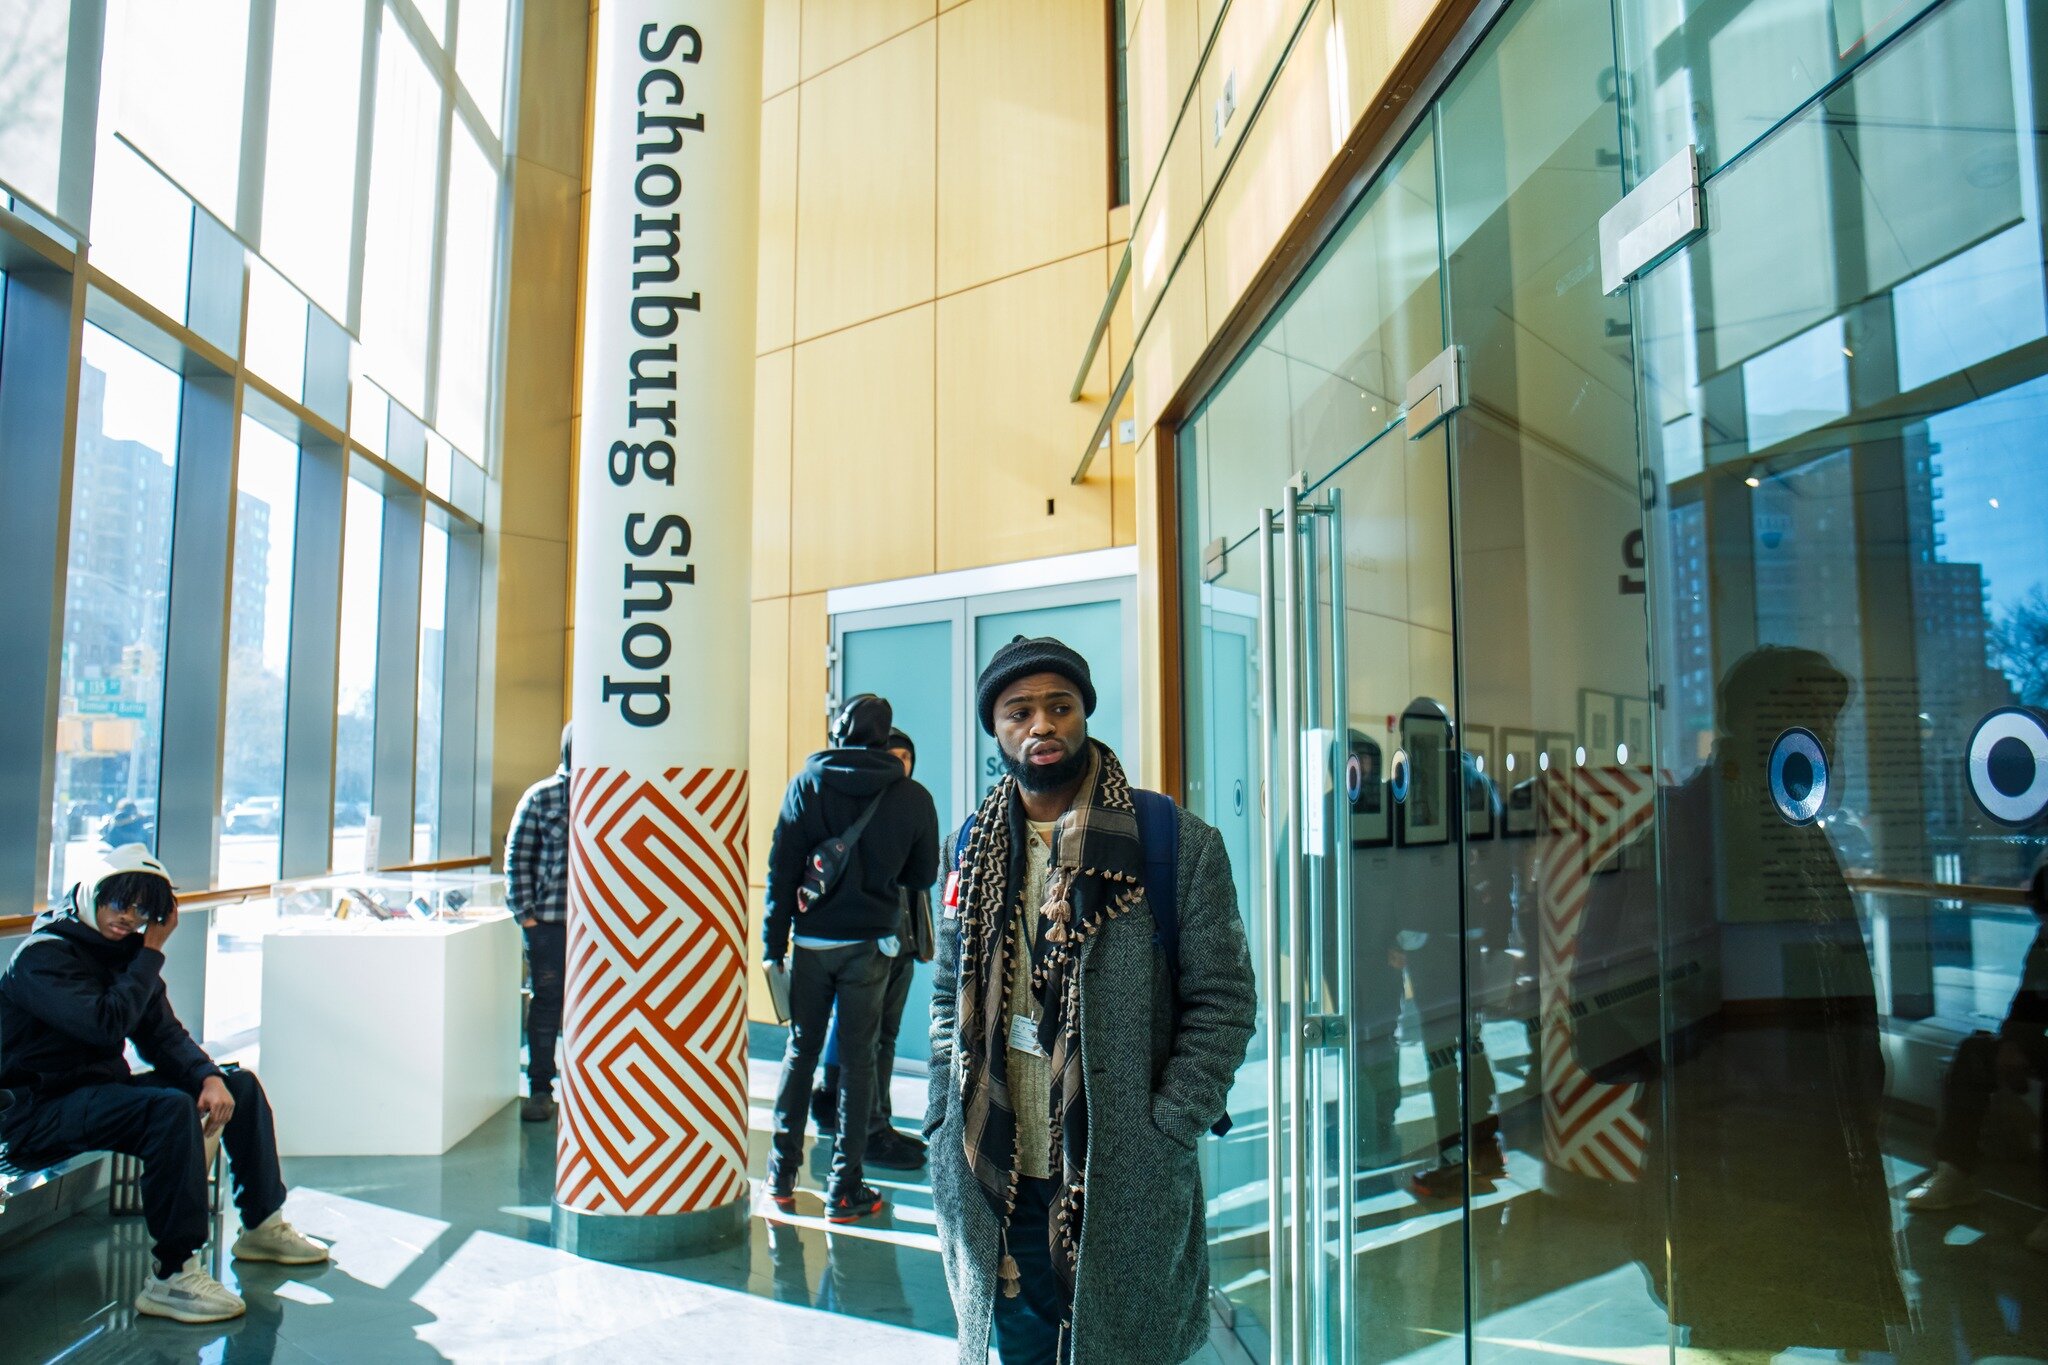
[956,739,1147,1320]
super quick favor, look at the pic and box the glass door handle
[1279,486,1311,1361]
[1322,485,1356,1356]
[1254,504,1289,1365]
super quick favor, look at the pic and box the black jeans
[1935,1030,2048,1177]
[822,950,916,1135]
[991,1176,1073,1364]
[771,941,889,1192]
[3,1069,287,1275]
[524,920,566,1093]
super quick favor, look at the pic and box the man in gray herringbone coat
[925,636,1256,1365]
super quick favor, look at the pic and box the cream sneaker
[135,1255,246,1323]
[231,1210,330,1264]
[1904,1162,1979,1211]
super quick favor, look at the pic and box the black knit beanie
[887,726,916,773]
[831,693,894,748]
[976,635,1096,735]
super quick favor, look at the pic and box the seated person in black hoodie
[0,847,327,1323]
[1906,855,2048,1254]
[763,694,938,1223]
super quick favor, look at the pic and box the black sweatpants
[821,949,916,1135]
[524,920,566,1093]
[2,1069,286,1274]
[771,941,889,1193]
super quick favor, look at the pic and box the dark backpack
[953,787,1231,1138]
[796,784,892,916]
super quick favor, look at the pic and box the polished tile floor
[0,1057,1249,1364]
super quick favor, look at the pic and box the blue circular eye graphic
[1390,749,1411,804]
[1768,727,1828,826]
[1966,708,2048,827]
[1346,754,1365,805]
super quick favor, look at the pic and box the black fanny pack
[796,785,892,915]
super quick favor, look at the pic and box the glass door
[1625,0,2048,1354]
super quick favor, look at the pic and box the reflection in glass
[1630,0,2048,1353]
[49,326,183,898]
[220,417,299,888]
[334,478,384,872]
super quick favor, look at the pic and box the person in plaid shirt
[506,723,571,1122]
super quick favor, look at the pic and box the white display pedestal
[260,912,522,1157]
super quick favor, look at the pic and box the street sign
[78,698,147,719]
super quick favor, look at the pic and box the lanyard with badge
[1008,825,1055,1059]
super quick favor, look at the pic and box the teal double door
[830,573,1141,1050]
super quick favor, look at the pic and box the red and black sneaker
[825,1183,887,1224]
[765,1165,798,1210]
[1407,1160,1467,1202]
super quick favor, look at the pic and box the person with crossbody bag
[763,694,939,1223]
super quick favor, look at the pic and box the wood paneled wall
[744,0,1137,1018]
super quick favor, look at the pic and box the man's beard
[1000,737,1091,793]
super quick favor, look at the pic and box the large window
[334,478,384,872]
[49,325,182,898]
[414,518,448,861]
[219,417,299,888]
[361,15,441,413]
[261,0,366,320]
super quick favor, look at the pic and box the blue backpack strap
[1130,789,1179,977]
[1132,789,1231,1138]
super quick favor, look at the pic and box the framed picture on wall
[1543,731,1577,830]
[1462,724,1496,841]
[1501,729,1539,837]
[1397,704,1454,847]
[1577,689,1620,762]
[1347,730,1391,848]
[1620,696,1652,765]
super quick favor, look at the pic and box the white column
[556,0,762,1260]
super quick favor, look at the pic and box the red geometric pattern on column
[556,765,751,1215]
[1536,764,1662,1182]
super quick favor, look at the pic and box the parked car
[225,795,283,835]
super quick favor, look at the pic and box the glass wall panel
[334,477,384,871]
[437,124,496,458]
[262,0,366,317]
[101,0,251,227]
[456,0,511,132]
[0,0,73,216]
[361,12,441,412]
[1181,123,1461,1365]
[1436,0,1674,1357]
[49,325,183,896]
[220,416,299,887]
[414,517,448,861]
[1629,0,2048,1353]
[245,259,308,399]
[1616,0,1946,180]
[89,138,195,322]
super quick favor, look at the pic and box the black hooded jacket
[764,747,939,960]
[0,913,221,1108]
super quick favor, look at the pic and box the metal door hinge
[1600,145,1704,294]
[1404,346,1465,438]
